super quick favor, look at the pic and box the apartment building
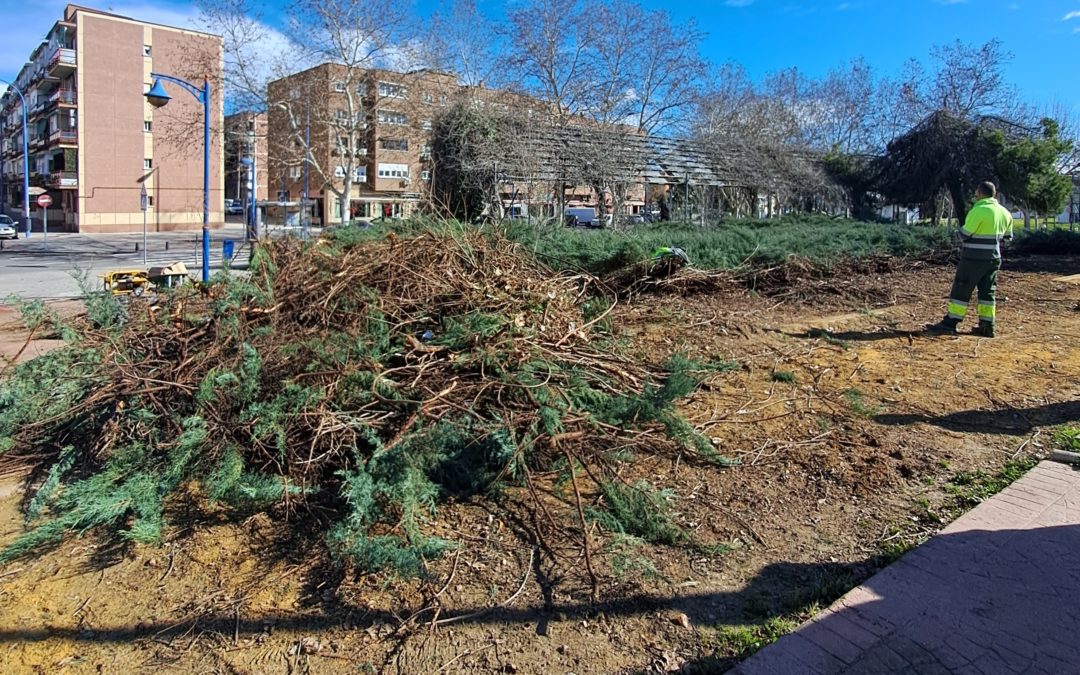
[268,64,465,225]
[0,4,223,233]
[224,111,268,205]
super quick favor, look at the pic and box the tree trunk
[948,183,968,230]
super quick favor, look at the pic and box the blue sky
[2,0,1078,111]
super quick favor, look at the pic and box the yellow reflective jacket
[960,197,1013,260]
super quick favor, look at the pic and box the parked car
[623,214,646,226]
[564,207,600,228]
[225,199,244,215]
[0,215,18,239]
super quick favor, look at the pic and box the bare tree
[197,0,417,224]
[418,0,503,88]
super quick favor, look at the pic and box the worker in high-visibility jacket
[927,181,1013,337]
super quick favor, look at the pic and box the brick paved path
[733,461,1080,674]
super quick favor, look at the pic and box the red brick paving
[732,461,1080,674]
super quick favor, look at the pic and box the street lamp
[0,78,32,235]
[145,73,211,282]
[239,155,255,240]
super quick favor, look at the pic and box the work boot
[925,317,959,335]
[972,321,995,338]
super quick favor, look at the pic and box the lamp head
[145,80,171,108]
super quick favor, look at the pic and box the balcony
[49,171,77,189]
[46,48,77,78]
[48,129,78,146]
[47,89,77,109]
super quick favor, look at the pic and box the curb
[1049,449,1080,465]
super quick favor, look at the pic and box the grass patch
[706,572,863,666]
[1052,425,1080,452]
[946,458,1038,509]
[843,388,881,418]
[807,328,850,350]
[770,370,797,384]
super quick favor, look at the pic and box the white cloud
[0,1,205,82]
[1065,10,1080,20]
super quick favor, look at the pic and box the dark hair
[977,181,997,198]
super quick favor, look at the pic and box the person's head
[976,181,997,199]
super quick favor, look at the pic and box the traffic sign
[27,186,46,196]
[37,194,53,208]
[140,184,148,212]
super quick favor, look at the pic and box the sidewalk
[733,460,1080,675]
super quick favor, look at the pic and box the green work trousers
[946,257,1000,324]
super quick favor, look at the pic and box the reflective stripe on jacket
[960,197,1013,260]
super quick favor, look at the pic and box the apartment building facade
[0,4,223,233]
[268,64,464,225]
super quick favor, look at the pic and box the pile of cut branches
[0,225,730,594]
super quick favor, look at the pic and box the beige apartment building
[0,4,223,233]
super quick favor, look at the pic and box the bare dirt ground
[1,256,1078,674]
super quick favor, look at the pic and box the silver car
[0,215,18,239]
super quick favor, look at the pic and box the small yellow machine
[102,262,189,296]
[102,269,151,296]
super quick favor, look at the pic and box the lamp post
[239,155,255,240]
[0,78,32,235]
[145,73,211,282]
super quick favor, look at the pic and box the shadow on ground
[876,400,1080,436]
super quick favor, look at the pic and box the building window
[334,165,345,178]
[422,92,433,104]
[143,45,152,57]
[421,119,432,131]
[420,144,431,158]
[377,163,409,179]
[439,94,448,107]
[143,120,152,132]
[289,166,301,179]
[377,110,408,126]
[357,83,367,95]
[379,138,408,151]
[333,81,345,93]
[420,170,430,181]
[354,166,367,181]
[143,158,152,170]
[378,82,407,99]
[147,196,154,207]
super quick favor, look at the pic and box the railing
[50,171,78,188]
[48,129,78,145]
[48,89,77,106]
[47,48,77,71]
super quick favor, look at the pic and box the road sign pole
[35,193,52,249]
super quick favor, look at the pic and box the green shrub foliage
[0,224,732,580]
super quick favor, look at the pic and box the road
[0,225,262,300]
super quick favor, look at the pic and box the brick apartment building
[0,4,223,233]
[268,64,463,224]
[266,64,653,225]
[224,111,268,205]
